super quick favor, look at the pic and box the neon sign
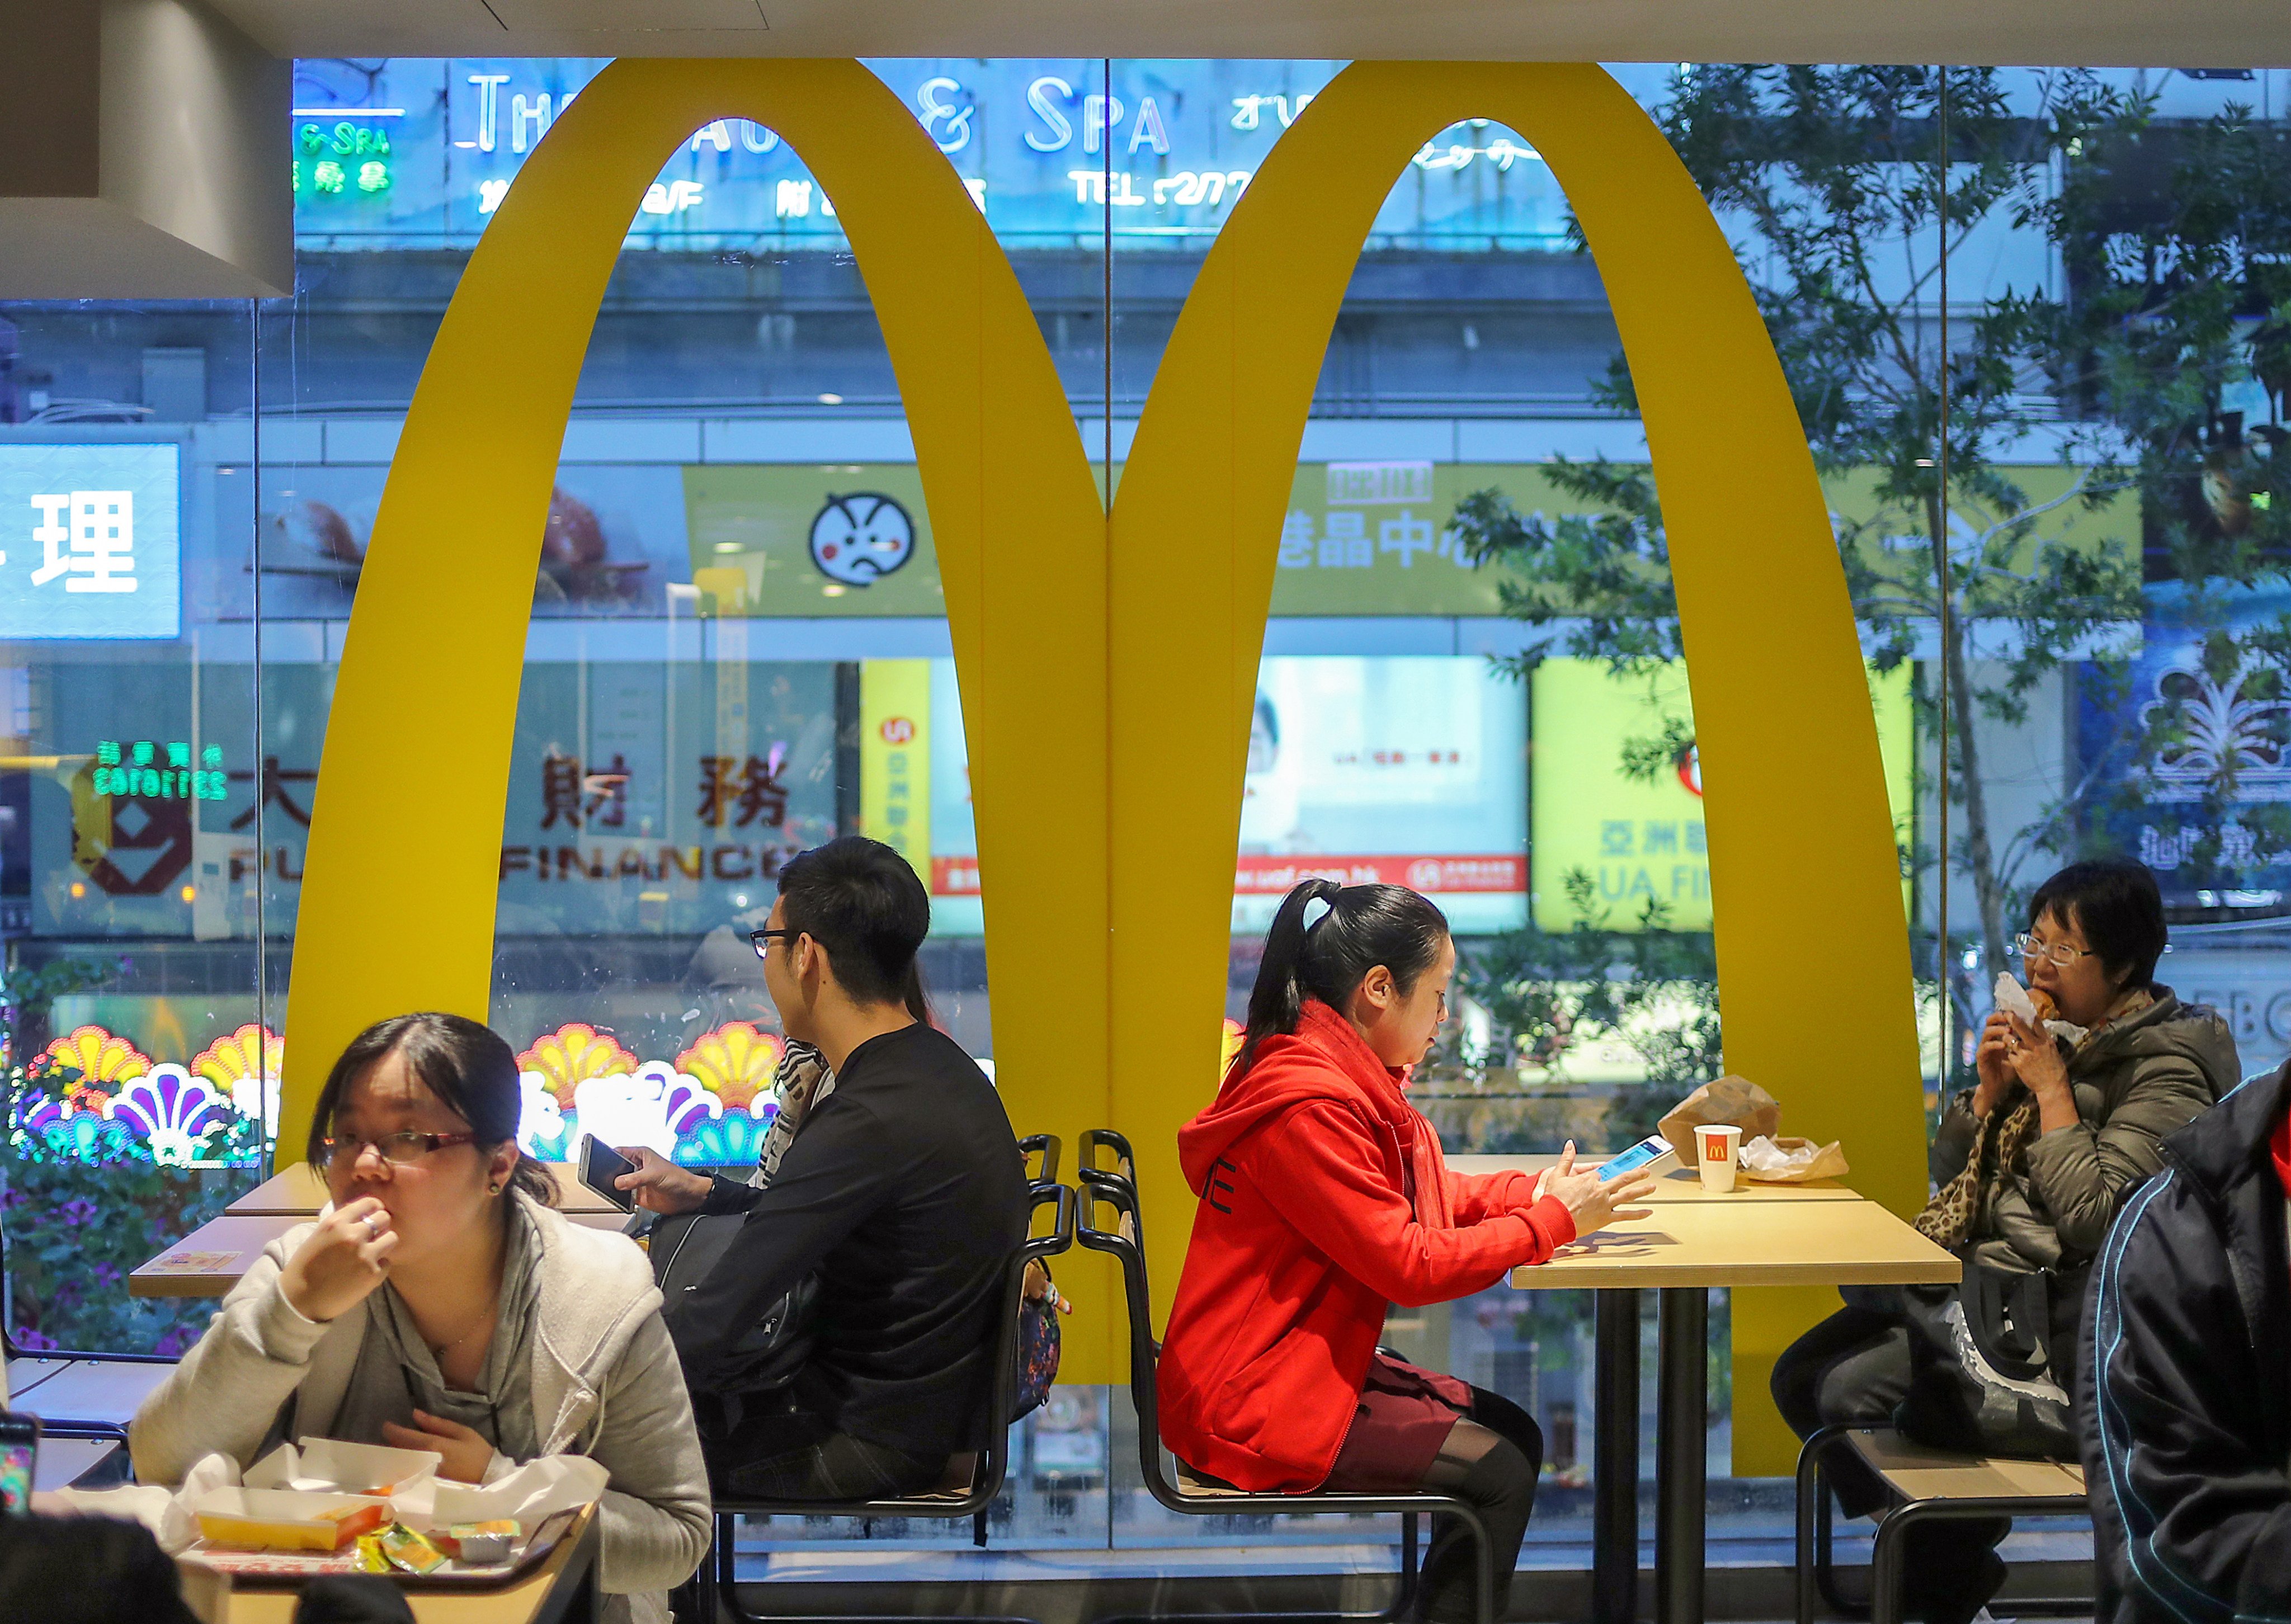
[91,741,228,802]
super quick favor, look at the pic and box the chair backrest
[973,1180,1077,1502]
[1079,1128,1135,1193]
[1075,1175,1178,1498]
[1017,1133,1063,1187]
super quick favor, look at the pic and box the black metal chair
[690,1179,1077,1624]
[1077,1169,1496,1624]
[1077,1127,1132,1191]
[1018,1132,1062,1187]
[1794,1425,2094,1624]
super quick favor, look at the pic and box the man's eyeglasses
[749,928,796,960]
[2014,932,2096,968]
[320,1131,477,1170]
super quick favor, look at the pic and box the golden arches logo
[279,59,1921,1467]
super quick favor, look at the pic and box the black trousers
[1319,1384,1543,1624]
[1771,1299,2010,1624]
[693,1387,945,1503]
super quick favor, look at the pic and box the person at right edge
[1771,857,2237,1624]
[1157,878,1657,1624]
[613,836,1029,1502]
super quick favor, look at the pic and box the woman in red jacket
[1158,878,1656,1624]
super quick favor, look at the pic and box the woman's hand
[382,1409,497,1484]
[279,1196,397,1324]
[2004,1012,2076,1126]
[616,1145,713,1215]
[1973,1011,2019,1118]
[1540,1143,1658,1238]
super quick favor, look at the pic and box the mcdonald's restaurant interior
[2,0,2289,1620]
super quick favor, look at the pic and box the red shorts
[1318,1351,1475,1492]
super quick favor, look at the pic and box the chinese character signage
[860,661,932,872]
[0,444,181,640]
[1532,657,1913,932]
[289,58,1572,254]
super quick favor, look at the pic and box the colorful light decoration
[517,1022,637,1111]
[12,1021,814,1168]
[675,1020,783,1112]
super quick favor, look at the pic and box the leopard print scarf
[1915,1088,2042,1247]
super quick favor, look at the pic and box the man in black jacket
[617,836,1029,1500]
[2080,1056,2291,1623]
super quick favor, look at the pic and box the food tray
[187,1506,579,1588]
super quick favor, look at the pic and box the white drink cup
[1694,1123,1742,1192]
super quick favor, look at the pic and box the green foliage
[1456,871,1721,1152]
[2,1113,239,1356]
[1449,68,2291,1017]
[0,955,259,1355]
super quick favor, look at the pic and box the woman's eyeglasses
[2014,932,2096,968]
[320,1131,477,1170]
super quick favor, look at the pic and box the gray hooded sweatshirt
[130,1191,711,1624]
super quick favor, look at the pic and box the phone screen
[1598,1137,1666,1182]
[580,1135,637,1212]
[0,1415,38,1514]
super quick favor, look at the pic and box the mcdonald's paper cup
[1694,1123,1742,1192]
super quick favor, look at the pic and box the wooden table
[182,1503,601,1623]
[133,1211,637,1299]
[1504,1189,1957,1624]
[228,1162,623,1216]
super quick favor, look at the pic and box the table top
[182,1502,599,1623]
[228,1161,624,1216]
[1449,1152,1859,1201]
[1508,1195,1958,1291]
[133,1209,637,1299]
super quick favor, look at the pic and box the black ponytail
[1232,879,1450,1077]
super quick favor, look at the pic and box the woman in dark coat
[1772,857,2239,1624]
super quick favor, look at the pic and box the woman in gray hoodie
[130,1012,711,1624]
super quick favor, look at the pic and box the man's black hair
[2028,857,2169,992]
[776,835,930,1007]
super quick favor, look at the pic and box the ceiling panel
[208,0,2291,68]
[479,0,767,30]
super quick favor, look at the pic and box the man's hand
[1540,1142,1658,1238]
[280,1196,397,1324]
[616,1145,713,1215]
[382,1408,497,1484]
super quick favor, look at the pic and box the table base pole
[1593,1287,1641,1624]
[1656,1286,1709,1624]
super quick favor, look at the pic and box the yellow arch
[1107,61,1924,1471]
[278,59,1116,1362]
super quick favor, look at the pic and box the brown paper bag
[1739,1135,1850,1183]
[1657,1074,1781,1163]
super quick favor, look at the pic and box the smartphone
[1596,1134,1680,1183]
[578,1134,638,1213]
[0,1413,37,1514]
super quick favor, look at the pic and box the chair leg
[1811,1442,1872,1620]
[1870,1504,1925,1624]
[1375,1513,1422,1624]
[1796,1441,1820,1624]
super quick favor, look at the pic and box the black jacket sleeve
[664,1091,898,1385]
[700,1175,762,1215]
[2082,1167,2291,1624]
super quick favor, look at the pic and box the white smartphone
[1596,1134,1680,1183]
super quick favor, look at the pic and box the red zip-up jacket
[1156,999,1577,1491]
